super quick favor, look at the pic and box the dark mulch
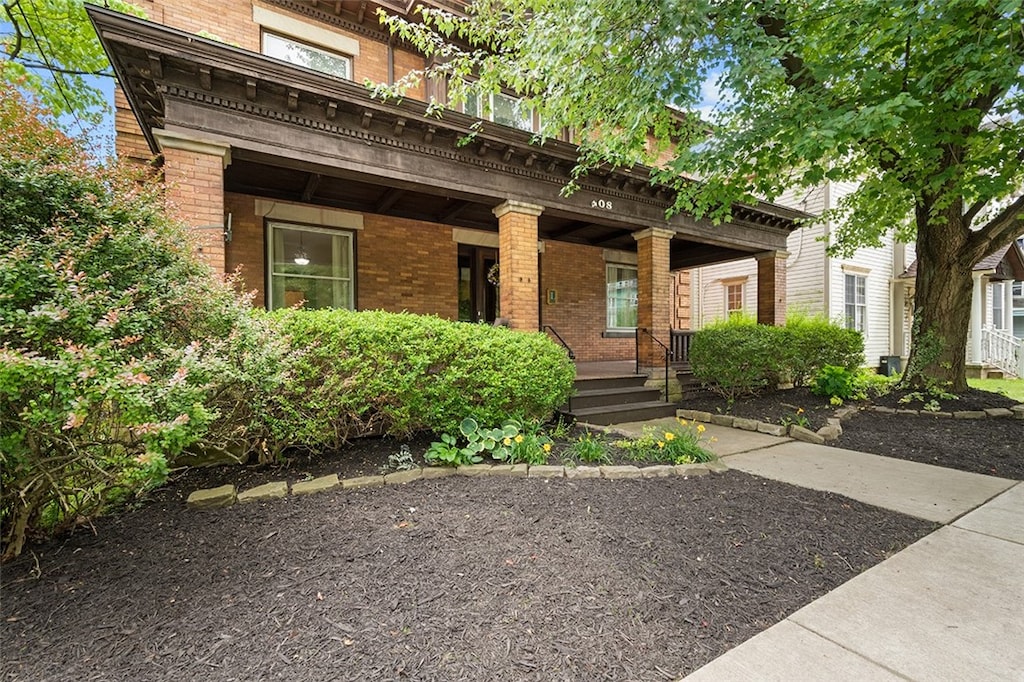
[684,385,1024,480]
[1,473,933,681]
[681,386,836,430]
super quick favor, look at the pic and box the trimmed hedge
[270,309,576,448]
[690,315,863,400]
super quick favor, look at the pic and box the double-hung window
[725,282,744,317]
[992,282,1005,329]
[464,90,534,132]
[262,31,352,80]
[268,222,354,310]
[606,264,638,330]
[844,273,867,333]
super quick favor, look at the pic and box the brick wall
[224,194,457,317]
[540,241,633,362]
[163,147,226,271]
[495,205,540,331]
[756,253,788,326]
[357,214,457,317]
[635,229,673,367]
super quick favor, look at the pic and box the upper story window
[464,90,534,132]
[262,31,352,80]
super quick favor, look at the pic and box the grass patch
[968,378,1024,402]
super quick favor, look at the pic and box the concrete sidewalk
[612,418,1023,681]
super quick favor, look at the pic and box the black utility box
[879,355,902,376]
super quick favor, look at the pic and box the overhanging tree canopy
[381,0,1024,391]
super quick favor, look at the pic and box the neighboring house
[87,0,802,383]
[682,182,915,372]
[1015,237,1024,340]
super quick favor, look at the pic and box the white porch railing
[980,326,1024,377]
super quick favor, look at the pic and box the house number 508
[591,199,613,210]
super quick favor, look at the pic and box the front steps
[564,375,677,425]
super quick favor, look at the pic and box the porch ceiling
[88,5,807,268]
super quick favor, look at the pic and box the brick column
[154,129,231,274]
[493,200,543,331]
[755,250,789,326]
[633,228,674,368]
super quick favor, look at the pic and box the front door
[458,245,499,323]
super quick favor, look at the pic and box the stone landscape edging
[185,461,730,510]
[678,401,1024,446]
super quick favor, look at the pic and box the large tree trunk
[901,204,975,393]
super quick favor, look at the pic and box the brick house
[87,1,801,389]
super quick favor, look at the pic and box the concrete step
[569,401,678,426]
[572,385,663,409]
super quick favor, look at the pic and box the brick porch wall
[756,252,789,326]
[540,241,633,362]
[163,146,226,272]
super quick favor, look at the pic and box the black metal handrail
[541,325,576,361]
[635,328,673,403]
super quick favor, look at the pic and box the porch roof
[899,241,1024,282]
[88,6,806,269]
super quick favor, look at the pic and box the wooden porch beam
[374,187,405,213]
[301,172,321,202]
[545,221,594,239]
[438,200,472,223]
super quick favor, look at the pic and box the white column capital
[492,200,544,219]
[632,227,675,242]
[153,128,232,168]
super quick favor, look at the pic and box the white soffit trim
[841,263,871,275]
[254,199,363,230]
[253,5,360,56]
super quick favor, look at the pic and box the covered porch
[91,6,803,374]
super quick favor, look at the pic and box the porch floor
[573,360,639,379]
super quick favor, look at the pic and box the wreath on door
[487,263,500,287]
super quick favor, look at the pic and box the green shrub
[690,314,864,400]
[812,365,857,402]
[781,314,864,386]
[271,309,575,448]
[0,88,286,560]
[689,315,782,400]
[570,431,609,464]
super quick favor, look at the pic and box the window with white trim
[725,282,744,316]
[992,282,1004,329]
[606,264,638,329]
[464,90,535,132]
[262,31,352,80]
[268,222,354,310]
[844,273,867,333]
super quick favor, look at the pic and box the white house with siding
[684,181,914,372]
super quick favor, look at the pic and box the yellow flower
[657,441,665,449]
[797,407,804,414]
[665,432,675,441]
[678,418,687,426]
[514,435,524,443]
[696,424,706,434]
[543,443,552,453]
[503,437,512,446]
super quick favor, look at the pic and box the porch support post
[755,250,789,326]
[633,227,674,368]
[1005,281,1014,333]
[154,129,231,274]
[970,273,984,363]
[493,200,543,331]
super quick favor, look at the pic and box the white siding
[689,180,906,366]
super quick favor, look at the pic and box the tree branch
[755,13,815,89]
[963,148,1024,226]
[967,193,1024,262]
[3,0,24,61]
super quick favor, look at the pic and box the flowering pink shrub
[0,88,286,560]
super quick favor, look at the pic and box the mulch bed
[683,386,1024,480]
[1,472,934,681]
